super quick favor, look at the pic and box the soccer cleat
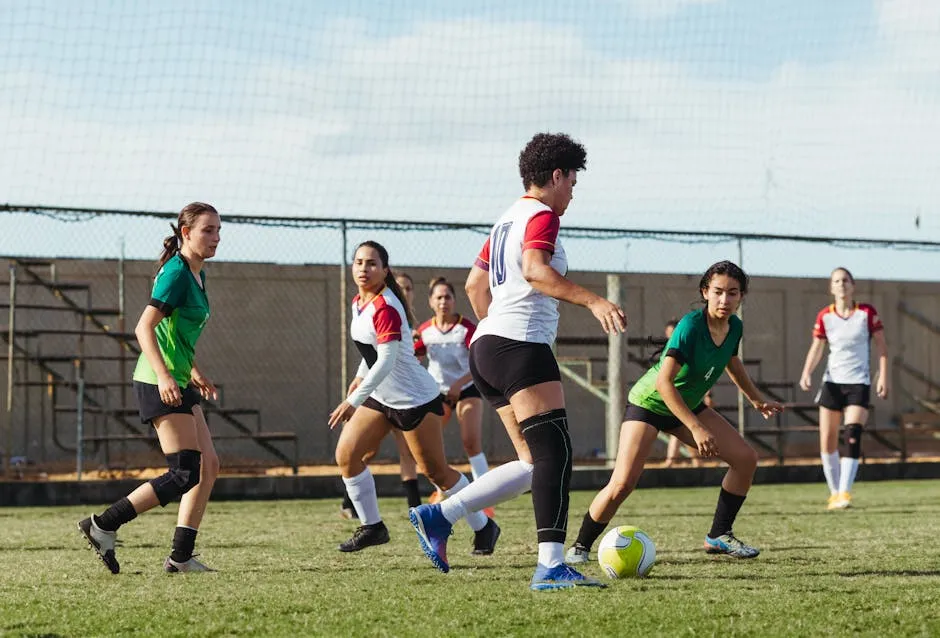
[409,504,452,573]
[338,522,390,552]
[471,518,501,556]
[704,533,760,558]
[530,563,607,591]
[164,554,216,573]
[77,516,120,574]
[831,492,852,509]
[826,493,841,510]
[564,543,590,565]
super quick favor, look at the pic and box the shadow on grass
[839,569,940,578]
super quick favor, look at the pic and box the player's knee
[202,451,220,483]
[732,445,759,474]
[843,423,863,459]
[607,474,639,504]
[149,450,201,507]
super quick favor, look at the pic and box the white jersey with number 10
[471,196,567,346]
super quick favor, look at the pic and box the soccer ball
[597,525,656,578]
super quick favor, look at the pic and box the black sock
[402,479,421,508]
[520,409,572,544]
[341,490,354,510]
[709,487,747,538]
[94,497,137,532]
[170,526,198,563]
[575,512,609,551]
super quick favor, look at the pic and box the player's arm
[799,338,826,391]
[522,249,625,335]
[135,305,182,407]
[726,356,783,419]
[189,360,218,401]
[654,357,717,457]
[873,330,889,399]
[465,264,491,320]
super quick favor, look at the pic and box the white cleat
[565,544,590,565]
[164,555,216,573]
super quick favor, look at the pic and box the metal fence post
[4,261,15,478]
[737,238,746,436]
[606,274,626,465]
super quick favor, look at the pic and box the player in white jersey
[408,133,626,591]
[799,267,889,510]
[415,277,494,522]
[329,241,499,555]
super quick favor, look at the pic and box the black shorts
[816,382,870,411]
[134,381,202,425]
[623,402,707,432]
[361,395,445,432]
[469,335,561,409]
[441,384,482,407]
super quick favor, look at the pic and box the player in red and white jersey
[799,267,889,510]
[408,133,626,591]
[415,277,492,519]
[328,241,498,556]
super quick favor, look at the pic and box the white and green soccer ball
[597,525,656,578]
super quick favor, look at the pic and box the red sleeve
[413,320,432,357]
[812,308,828,340]
[460,316,476,349]
[474,238,490,271]
[373,304,403,344]
[861,304,884,334]
[522,211,560,254]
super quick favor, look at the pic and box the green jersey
[133,254,210,387]
[628,308,742,416]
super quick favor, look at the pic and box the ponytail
[157,202,218,268]
[386,270,418,329]
[159,223,183,267]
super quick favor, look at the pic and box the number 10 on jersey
[491,222,513,287]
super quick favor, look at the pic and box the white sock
[444,474,487,532]
[439,460,534,524]
[537,542,564,568]
[468,452,490,480]
[839,457,859,494]
[821,451,841,495]
[342,468,381,526]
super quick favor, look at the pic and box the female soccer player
[566,261,783,564]
[329,241,498,556]
[799,267,889,510]
[409,132,626,591]
[662,319,705,468]
[415,277,490,502]
[78,202,222,574]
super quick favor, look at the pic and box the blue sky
[1,0,938,277]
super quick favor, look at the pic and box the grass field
[2,480,939,637]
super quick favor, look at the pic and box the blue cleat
[409,504,452,573]
[704,532,760,558]
[530,563,607,591]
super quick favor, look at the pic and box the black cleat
[338,522,390,552]
[78,516,120,574]
[471,518,501,556]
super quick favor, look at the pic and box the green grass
[2,481,939,637]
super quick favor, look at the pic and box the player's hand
[588,297,627,335]
[329,401,356,429]
[190,369,218,401]
[446,383,462,404]
[346,377,363,398]
[157,373,183,407]
[752,399,784,419]
[689,424,718,457]
[876,376,889,399]
[799,373,812,392]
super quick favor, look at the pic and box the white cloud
[626,0,724,20]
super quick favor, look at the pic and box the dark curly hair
[518,133,587,190]
[699,260,749,297]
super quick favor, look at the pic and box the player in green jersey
[567,261,783,562]
[78,202,222,574]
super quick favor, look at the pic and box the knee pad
[843,423,863,459]
[149,449,202,507]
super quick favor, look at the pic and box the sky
[1,0,939,277]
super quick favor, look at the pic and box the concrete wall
[3,258,938,468]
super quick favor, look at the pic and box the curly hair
[699,260,749,296]
[518,133,587,190]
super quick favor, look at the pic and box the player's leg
[567,419,659,563]
[393,429,423,508]
[335,406,393,552]
[664,436,680,467]
[679,408,760,558]
[166,405,220,572]
[837,396,869,507]
[456,394,493,518]
[817,382,844,507]
[427,402,452,505]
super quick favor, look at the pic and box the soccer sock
[574,511,609,551]
[468,452,490,480]
[521,409,572,545]
[839,458,860,494]
[708,487,747,538]
[170,525,198,563]
[821,451,841,495]
[94,497,138,532]
[444,473,487,532]
[342,468,381,526]
[439,460,534,524]
[402,479,421,508]
[537,542,565,568]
